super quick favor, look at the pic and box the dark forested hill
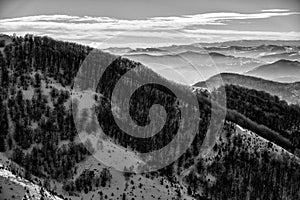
[0,35,300,200]
[214,84,300,148]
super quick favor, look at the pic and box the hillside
[246,59,300,82]
[0,35,300,199]
[194,73,300,105]
[215,85,300,142]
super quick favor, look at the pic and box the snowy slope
[0,166,63,200]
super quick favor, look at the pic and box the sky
[0,0,299,48]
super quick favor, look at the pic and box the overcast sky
[0,0,299,48]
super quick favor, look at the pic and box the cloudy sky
[0,0,299,48]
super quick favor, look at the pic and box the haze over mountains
[104,40,300,84]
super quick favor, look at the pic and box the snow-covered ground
[0,166,63,200]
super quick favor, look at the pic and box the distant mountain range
[194,72,300,105]
[104,40,300,55]
[103,40,300,85]
[246,59,300,82]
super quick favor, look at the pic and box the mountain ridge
[194,72,300,105]
[245,59,300,82]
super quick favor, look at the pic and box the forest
[216,85,300,149]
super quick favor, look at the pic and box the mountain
[0,35,300,200]
[246,59,300,82]
[194,73,300,105]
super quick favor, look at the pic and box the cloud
[1,11,299,29]
[0,11,299,48]
[184,29,300,43]
[261,9,290,12]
